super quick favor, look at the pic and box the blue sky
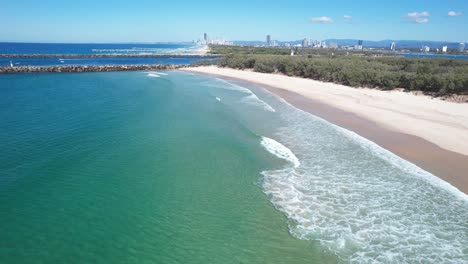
[1,0,467,43]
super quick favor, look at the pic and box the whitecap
[147,73,160,78]
[260,137,300,168]
[213,78,253,94]
[241,94,276,112]
[211,79,276,112]
[147,71,168,76]
[216,97,221,102]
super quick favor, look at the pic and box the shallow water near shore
[0,71,467,263]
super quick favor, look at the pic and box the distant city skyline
[1,0,467,43]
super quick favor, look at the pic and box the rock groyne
[0,64,185,74]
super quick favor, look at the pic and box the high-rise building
[266,35,271,46]
[357,40,363,50]
[390,42,396,51]
[442,46,448,53]
[302,38,308,48]
[423,46,430,52]
[204,33,208,42]
[459,43,465,53]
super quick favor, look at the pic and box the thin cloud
[310,16,334,23]
[343,15,352,20]
[405,11,430,24]
[448,11,462,17]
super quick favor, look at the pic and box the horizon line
[0,39,466,44]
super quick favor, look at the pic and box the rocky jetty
[0,64,185,74]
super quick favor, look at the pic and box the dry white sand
[183,66,468,156]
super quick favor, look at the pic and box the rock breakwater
[0,64,185,74]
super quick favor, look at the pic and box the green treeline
[214,54,468,95]
[209,45,392,57]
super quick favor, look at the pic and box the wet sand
[183,67,468,194]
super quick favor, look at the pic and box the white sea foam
[213,78,276,112]
[147,73,160,78]
[336,125,468,202]
[258,96,468,263]
[241,94,276,112]
[214,78,253,94]
[216,97,221,102]
[147,71,168,76]
[260,137,300,168]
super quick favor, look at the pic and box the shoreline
[182,66,468,194]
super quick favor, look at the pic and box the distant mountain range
[233,39,465,49]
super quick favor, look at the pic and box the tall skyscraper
[357,40,363,50]
[266,35,271,46]
[390,42,396,51]
[459,43,465,53]
[302,38,308,48]
[204,33,208,42]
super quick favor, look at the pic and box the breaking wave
[147,71,168,76]
[259,96,468,263]
[260,137,300,168]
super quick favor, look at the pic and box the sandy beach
[183,66,468,194]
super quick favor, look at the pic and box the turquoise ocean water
[0,71,467,263]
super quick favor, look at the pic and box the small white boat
[10,61,14,67]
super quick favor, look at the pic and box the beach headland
[183,66,468,194]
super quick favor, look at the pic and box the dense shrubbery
[190,59,218,66]
[209,45,389,57]
[216,54,468,95]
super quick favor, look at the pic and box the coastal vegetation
[210,46,468,96]
[209,45,393,57]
